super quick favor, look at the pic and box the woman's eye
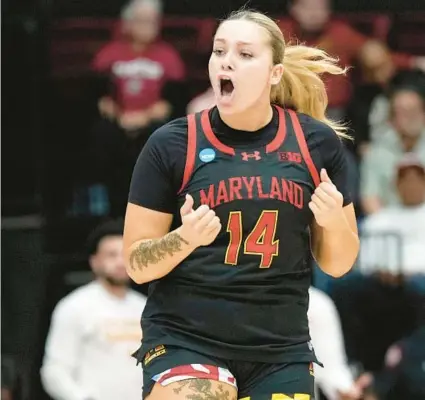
[213,49,224,56]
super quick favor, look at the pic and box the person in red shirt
[90,0,186,216]
[280,0,424,118]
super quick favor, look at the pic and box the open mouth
[220,78,234,97]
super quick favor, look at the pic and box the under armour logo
[241,151,261,161]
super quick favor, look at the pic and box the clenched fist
[177,194,222,247]
[309,169,344,230]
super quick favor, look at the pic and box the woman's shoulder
[147,116,189,150]
[295,112,340,147]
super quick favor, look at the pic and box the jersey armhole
[287,110,320,188]
[177,114,197,194]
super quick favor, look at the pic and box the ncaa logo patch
[199,148,216,163]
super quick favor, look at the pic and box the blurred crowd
[3,0,425,399]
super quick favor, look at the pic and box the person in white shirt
[361,154,425,287]
[329,156,425,377]
[40,220,147,400]
[309,287,371,400]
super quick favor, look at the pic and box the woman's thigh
[147,378,238,400]
[141,345,237,400]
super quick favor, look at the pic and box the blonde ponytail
[224,9,350,139]
[272,44,349,138]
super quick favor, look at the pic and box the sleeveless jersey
[139,106,321,364]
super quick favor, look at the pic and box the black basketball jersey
[140,105,321,364]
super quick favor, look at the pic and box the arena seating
[388,12,425,55]
[49,13,425,95]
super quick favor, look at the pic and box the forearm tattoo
[173,379,236,400]
[129,232,189,271]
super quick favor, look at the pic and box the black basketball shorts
[141,345,315,399]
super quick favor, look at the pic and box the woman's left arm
[310,168,359,277]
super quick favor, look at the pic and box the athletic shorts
[141,345,315,399]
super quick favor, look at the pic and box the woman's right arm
[123,204,187,284]
[123,122,221,284]
[124,197,220,284]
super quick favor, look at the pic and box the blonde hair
[223,10,350,138]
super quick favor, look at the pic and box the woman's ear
[271,63,284,85]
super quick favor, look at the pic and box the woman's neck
[219,101,274,132]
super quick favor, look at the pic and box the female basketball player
[124,9,359,400]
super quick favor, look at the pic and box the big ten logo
[278,152,302,163]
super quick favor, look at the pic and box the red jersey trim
[201,110,235,155]
[288,109,320,187]
[265,106,286,153]
[201,106,286,155]
[177,114,197,194]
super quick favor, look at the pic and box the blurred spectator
[363,324,425,400]
[40,220,147,400]
[90,0,186,216]
[361,155,425,290]
[308,287,372,400]
[348,41,396,156]
[360,86,425,214]
[280,0,425,118]
[348,41,425,156]
[331,157,425,371]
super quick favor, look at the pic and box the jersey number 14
[225,210,279,268]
